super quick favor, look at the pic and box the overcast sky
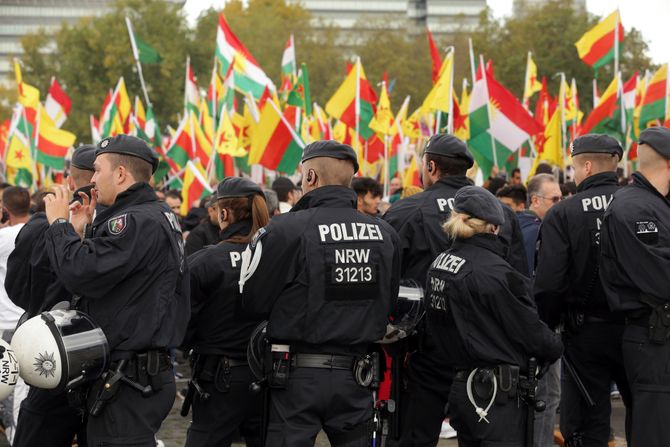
[183,0,668,64]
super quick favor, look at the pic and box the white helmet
[11,309,109,391]
[0,339,20,400]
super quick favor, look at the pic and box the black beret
[301,140,359,173]
[639,126,670,159]
[71,144,96,171]
[453,186,505,226]
[216,177,263,200]
[570,134,623,159]
[96,135,159,173]
[424,134,474,168]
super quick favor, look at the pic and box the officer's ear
[219,208,228,223]
[306,169,317,186]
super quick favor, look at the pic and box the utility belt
[626,296,670,345]
[563,307,622,334]
[455,364,520,404]
[88,350,171,417]
[266,344,376,390]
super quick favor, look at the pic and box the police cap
[71,144,96,171]
[96,135,159,173]
[453,186,505,226]
[216,177,264,200]
[301,140,359,174]
[570,134,623,159]
[424,133,474,168]
[638,126,670,159]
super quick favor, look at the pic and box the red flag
[427,29,442,85]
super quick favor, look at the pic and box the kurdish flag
[44,77,71,128]
[325,59,378,140]
[468,62,542,176]
[215,14,275,100]
[281,35,296,80]
[249,102,304,174]
[639,64,668,129]
[575,10,623,70]
[35,104,76,170]
[181,160,213,216]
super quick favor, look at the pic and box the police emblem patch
[33,351,56,378]
[636,221,658,234]
[108,214,128,235]
[100,139,109,148]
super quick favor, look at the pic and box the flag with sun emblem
[468,62,543,177]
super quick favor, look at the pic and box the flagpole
[571,78,578,139]
[593,79,599,108]
[381,80,390,197]
[208,57,218,181]
[447,47,455,134]
[523,52,531,110]
[479,54,498,168]
[125,17,152,107]
[355,57,361,169]
[184,56,190,114]
[558,72,567,161]
[31,104,40,190]
[468,38,476,85]
[290,34,297,79]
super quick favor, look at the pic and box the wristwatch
[51,218,68,226]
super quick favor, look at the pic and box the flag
[215,109,244,157]
[44,78,71,128]
[249,102,304,174]
[215,13,275,99]
[420,49,454,115]
[126,18,161,64]
[185,58,200,115]
[287,63,312,116]
[581,75,624,140]
[35,105,76,170]
[166,113,210,169]
[281,34,296,81]
[522,52,542,108]
[575,10,623,70]
[453,85,470,141]
[325,59,378,140]
[639,64,668,129]
[13,59,40,109]
[427,29,442,85]
[369,83,395,136]
[565,78,583,129]
[468,63,543,177]
[402,155,421,188]
[181,160,213,215]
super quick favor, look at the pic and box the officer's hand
[70,190,97,236]
[44,185,70,224]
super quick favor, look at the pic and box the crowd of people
[0,128,666,447]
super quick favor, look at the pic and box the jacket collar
[221,219,252,240]
[291,185,357,211]
[451,233,507,258]
[576,171,619,193]
[428,175,473,192]
[94,182,157,224]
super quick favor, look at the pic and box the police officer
[6,144,97,447]
[240,140,400,446]
[383,134,528,446]
[535,134,631,446]
[42,135,190,446]
[599,126,670,447]
[426,186,563,446]
[183,177,269,447]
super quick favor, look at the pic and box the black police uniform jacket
[184,220,262,359]
[600,172,670,311]
[241,185,401,355]
[535,172,621,328]
[384,175,529,284]
[426,233,563,369]
[44,182,190,353]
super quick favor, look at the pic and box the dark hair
[3,186,31,216]
[511,168,521,176]
[351,177,382,198]
[69,166,94,189]
[31,188,52,213]
[535,163,553,175]
[218,195,269,244]
[561,181,577,197]
[272,177,297,202]
[425,153,470,177]
[485,177,506,195]
[496,184,528,206]
[165,190,182,201]
[108,153,152,183]
[0,183,12,190]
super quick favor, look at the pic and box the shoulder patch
[107,214,128,235]
[636,220,658,234]
[250,227,267,249]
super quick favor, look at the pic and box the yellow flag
[454,87,471,141]
[216,109,244,157]
[115,78,132,123]
[369,85,395,136]
[420,50,454,115]
[6,132,33,170]
[523,52,542,105]
[13,59,40,108]
[533,107,563,170]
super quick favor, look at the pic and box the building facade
[0,0,184,84]
[512,0,585,17]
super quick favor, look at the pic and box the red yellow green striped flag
[249,102,304,174]
[35,104,75,170]
[575,10,623,70]
[181,160,213,215]
[639,64,668,129]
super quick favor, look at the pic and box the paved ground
[157,377,628,447]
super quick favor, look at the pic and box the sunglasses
[538,195,562,203]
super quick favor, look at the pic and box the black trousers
[266,367,371,447]
[387,351,453,447]
[449,376,526,447]
[185,365,262,447]
[622,324,670,447]
[85,368,175,446]
[560,322,632,446]
[12,386,86,447]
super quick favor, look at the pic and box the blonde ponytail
[443,211,496,240]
